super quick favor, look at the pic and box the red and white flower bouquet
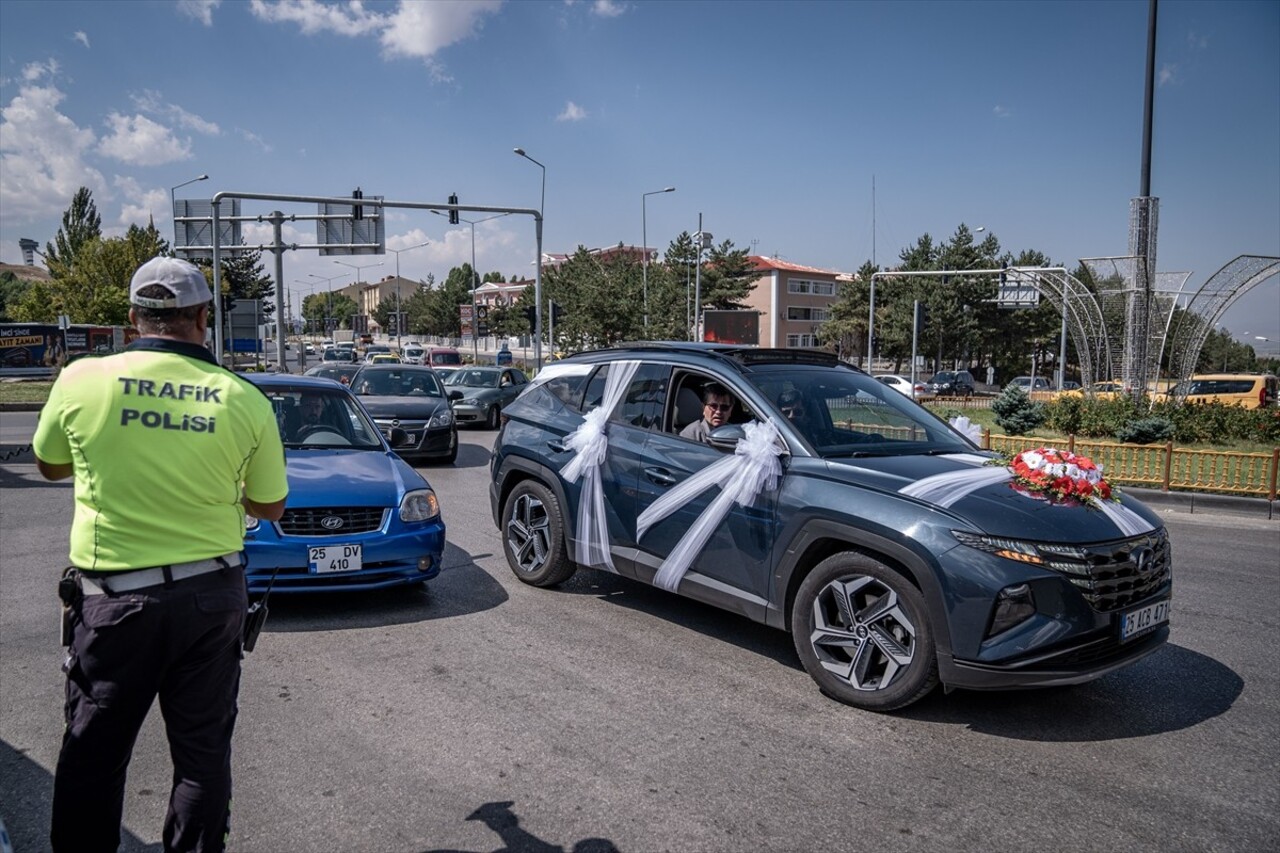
[1003,447,1117,508]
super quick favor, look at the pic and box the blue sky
[1,0,1276,351]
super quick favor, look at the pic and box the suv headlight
[245,514,260,532]
[428,410,454,428]
[952,530,1048,565]
[399,488,440,522]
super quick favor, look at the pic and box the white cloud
[557,101,587,122]
[1186,30,1209,51]
[248,0,501,75]
[993,104,1011,119]
[177,0,221,27]
[249,0,384,37]
[132,90,221,135]
[591,0,628,18]
[0,82,105,226]
[380,0,502,60]
[237,127,273,153]
[98,113,192,165]
[73,31,91,48]
[22,59,60,82]
[1158,63,1177,87]
[109,175,170,237]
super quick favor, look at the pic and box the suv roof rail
[576,342,861,372]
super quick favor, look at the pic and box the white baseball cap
[129,256,214,309]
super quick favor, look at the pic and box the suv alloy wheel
[502,480,576,587]
[792,553,939,711]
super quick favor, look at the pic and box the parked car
[347,365,458,464]
[924,370,975,397]
[1167,373,1278,409]
[489,344,1170,712]
[444,366,529,429]
[1007,375,1051,392]
[242,374,446,593]
[875,374,934,401]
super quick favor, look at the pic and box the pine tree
[45,187,103,276]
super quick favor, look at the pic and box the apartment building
[741,256,845,348]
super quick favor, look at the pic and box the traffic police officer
[33,256,289,852]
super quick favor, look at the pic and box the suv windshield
[746,366,972,457]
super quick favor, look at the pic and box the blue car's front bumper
[244,514,445,593]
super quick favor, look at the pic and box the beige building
[335,275,424,331]
[741,256,845,348]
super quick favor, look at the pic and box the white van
[402,344,425,365]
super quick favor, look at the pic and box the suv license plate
[1120,598,1170,642]
[308,544,362,575]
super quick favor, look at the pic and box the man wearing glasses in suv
[680,383,736,443]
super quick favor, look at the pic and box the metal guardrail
[984,432,1280,500]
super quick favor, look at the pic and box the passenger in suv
[924,370,975,397]
[489,344,1170,712]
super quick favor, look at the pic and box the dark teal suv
[489,344,1171,711]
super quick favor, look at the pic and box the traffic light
[448,193,459,225]
[523,306,536,327]
[915,304,929,334]
[551,302,565,322]
[352,187,364,221]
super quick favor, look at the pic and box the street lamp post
[332,260,384,338]
[434,211,511,363]
[292,279,318,337]
[514,148,546,370]
[170,174,209,248]
[386,241,430,351]
[642,187,675,335]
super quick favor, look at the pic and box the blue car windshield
[746,367,974,457]
[263,388,385,450]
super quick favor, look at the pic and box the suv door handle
[547,439,567,453]
[643,467,678,487]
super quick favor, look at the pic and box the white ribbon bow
[636,419,785,592]
[558,360,641,571]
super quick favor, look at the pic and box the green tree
[191,246,274,318]
[0,270,32,323]
[819,260,875,362]
[44,187,103,275]
[698,239,754,310]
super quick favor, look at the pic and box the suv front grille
[277,507,387,536]
[1041,529,1171,612]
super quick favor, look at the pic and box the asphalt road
[1,416,1277,853]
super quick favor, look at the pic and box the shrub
[1115,417,1175,445]
[1044,395,1084,434]
[992,385,1045,435]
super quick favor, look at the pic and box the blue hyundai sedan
[243,374,446,593]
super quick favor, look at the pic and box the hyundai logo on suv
[1132,546,1156,575]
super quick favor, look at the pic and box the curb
[0,402,44,412]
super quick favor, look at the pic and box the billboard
[0,323,64,370]
[703,310,760,345]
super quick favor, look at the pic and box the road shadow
[420,440,493,470]
[0,457,77,491]
[900,643,1242,739]
[261,542,508,634]
[0,740,161,853]
[423,799,619,853]
[552,567,803,671]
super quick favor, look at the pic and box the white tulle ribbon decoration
[636,419,785,592]
[949,415,983,445]
[558,360,641,571]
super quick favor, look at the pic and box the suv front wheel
[792,553,938,711]
[501,480,577,587]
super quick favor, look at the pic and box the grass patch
[0,381,54,404]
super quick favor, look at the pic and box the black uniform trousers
[51,564,247,853]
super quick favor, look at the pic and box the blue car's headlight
[245,514,260,532]
[399,488,440,522]
[428,410,454,428]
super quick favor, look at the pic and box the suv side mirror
[707,424,746,451]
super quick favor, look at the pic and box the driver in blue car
[291,393,326,440]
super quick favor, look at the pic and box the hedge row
[1044,395,1280,444]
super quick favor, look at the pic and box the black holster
[58,567,81,646]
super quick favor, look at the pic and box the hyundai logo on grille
[321,515,345,530]
[1132,546,1155,575]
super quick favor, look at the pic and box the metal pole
[212,201,224,365]
[867,275,877,372]
[395,250,402,352]
[642,196,648,334]
[534,214,543,370]
[471,222,479,364]
[268,211,288,373]
[911,300,919,390]
[1140,0,1158,198]
[693,213,703,342]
